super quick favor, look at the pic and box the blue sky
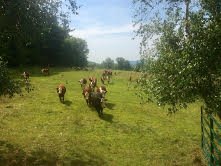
[68,0,141,63]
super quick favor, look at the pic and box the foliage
[62,37,89,67]
[116,57,132,71]
[88,61,98,69]
[89,57,132,71]
[134,59,145,72]
[0,58,33,98]
[0,0,88,67]
[101,57,115,69]
[133,0,221,114]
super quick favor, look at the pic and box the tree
[62,37,89,67]
[134,59,145,72]
[102,57,114,69]
[0,58,33,98]
[116,57,125,70]
[124,60,132,71]
[0,0,80,97]
[0,0,79,66]
[133,0,221,114]
[116,57,132,71]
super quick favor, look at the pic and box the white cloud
[69,24,137,39]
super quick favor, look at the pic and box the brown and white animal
[41,68,49,75]
[89,76,97,91]
[22,72,30,79]
[79,78,87,89]
[82,86,92,105]
[88,76,93,82]
[102,70,108,77]
[97,85,107,98]
[107,71,112,76]
[56,84,66,103]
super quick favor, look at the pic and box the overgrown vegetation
[133,0,221,114]
[0,58,33,97]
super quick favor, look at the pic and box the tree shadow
[0,140,106,166]
[105,102,116,110]
[100,113,114,123]
[0,140,26,166]
[64,100,72,106]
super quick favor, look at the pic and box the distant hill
[129,60,140,66]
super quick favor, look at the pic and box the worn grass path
[0,68,205,166]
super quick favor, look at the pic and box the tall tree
[116,57,132,71]
[133,0,221,114]
[0,0,79,66]
[102,57,114,69]
[62,37,89,67]
[116,57,126,70]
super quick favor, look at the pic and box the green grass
[0,68,206,166]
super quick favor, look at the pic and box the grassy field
[0,68,206,166]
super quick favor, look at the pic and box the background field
[0,68,205,166]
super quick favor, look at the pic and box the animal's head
[57,87,63,94]
[89,77,93,82]
[99,88,107,98]
[90,81,95,88]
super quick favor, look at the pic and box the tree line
[0,0,88,67]
[88,57,133,71]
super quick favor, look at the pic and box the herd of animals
[22,68,142,117]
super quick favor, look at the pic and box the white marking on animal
[58,87,63,94]
[85,92,89,100]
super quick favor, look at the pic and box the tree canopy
[116,57,132,71]
[0,0,88,67]
[133,0,221,114]
[101,57,115,69]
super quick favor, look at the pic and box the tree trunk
[185,0,190,36]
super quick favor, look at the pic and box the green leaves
[133,0,221,114]
[102,58,115,70]
[116,57,132,71]
[0,58,34,98]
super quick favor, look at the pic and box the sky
[68,0,141,63]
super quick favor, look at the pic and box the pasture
[0,68,205,166]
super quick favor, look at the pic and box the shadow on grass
[0,140,105,166]
[105,102,116,110]
[89,107,114,123]
[64,100,72,106]
[100,113,114,123]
